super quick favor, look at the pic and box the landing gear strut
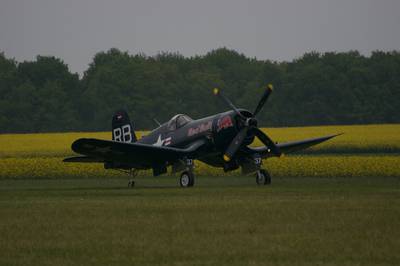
[179,159,195,188]
[253,154,271,185]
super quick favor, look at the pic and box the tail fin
[112,110,137,143]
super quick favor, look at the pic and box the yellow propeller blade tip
[223,154,231,162]
[267,84,274,91]
[213,88,219,95]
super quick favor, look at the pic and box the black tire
[180,171,194,188]
[256,169,271,185]
[128,180,135,188]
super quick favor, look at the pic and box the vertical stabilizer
[112,110,137,143]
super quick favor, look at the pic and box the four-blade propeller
[214,84,281,162]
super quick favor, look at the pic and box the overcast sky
[1,0,399,74]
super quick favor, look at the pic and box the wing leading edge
[63,138,207,168]
[248,133,342,158]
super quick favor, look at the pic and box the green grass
[1,177,400,266]
[1,125,399,265]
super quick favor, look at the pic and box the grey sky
[1,0,399,74]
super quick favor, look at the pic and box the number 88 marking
[113,124,132,143]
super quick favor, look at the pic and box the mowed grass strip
[0,177,399,266]
[1,155,399,179]
[1,124,399,158]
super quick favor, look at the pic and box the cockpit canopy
[167,114,193,131]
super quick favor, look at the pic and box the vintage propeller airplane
[64,85,339,187]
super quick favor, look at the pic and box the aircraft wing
[248,134,341,158]
[63,138,207,168]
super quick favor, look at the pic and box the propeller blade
[253,84,273,117]
[223,127,249,162]
[251,127,281,156]
[213,88,246,119]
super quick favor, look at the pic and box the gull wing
[63,138,206,168]
[247,134,341,158]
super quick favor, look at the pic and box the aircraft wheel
[180,171,194,188]
[256,169,271,185]
[128,180,135,188]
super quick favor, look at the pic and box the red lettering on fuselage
[217,115,233,132]
[187,121,213,137]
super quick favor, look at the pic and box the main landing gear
[179,159,195,188]
[253,155,271,185]
[180,171,195,187]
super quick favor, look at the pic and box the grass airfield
[0,124,400,265]
[1,177,400,266]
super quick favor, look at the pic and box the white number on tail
[113,124,132,143]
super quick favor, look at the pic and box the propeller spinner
[214,85,281,162]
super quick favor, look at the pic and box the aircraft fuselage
[138,109,253,153]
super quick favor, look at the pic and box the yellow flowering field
[0,124,399,179]
[257,124,400,153]
[1,155,399,179]
[0,124,399,158]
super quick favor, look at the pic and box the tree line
[0,48,399,133]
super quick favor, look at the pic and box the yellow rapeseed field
[0,124,399,178]
[0,131,146,158]
[255,124,400,153]
[1,155,399,179]
[1,124,399,158]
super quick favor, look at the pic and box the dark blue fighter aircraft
[64,85,339,187]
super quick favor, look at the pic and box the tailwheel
[256,169,271,185]
[180,171,195,188]
[128,180,135,188]
[127,169,137,188]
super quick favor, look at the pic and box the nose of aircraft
[214,85,281,161]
